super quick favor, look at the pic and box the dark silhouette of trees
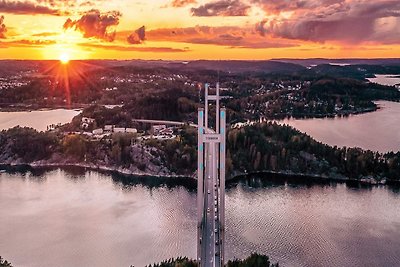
[143,254,278,267]
[0,256,12,267]
[226,122,400,181]
[0,127,57,162]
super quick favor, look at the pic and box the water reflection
[367,75,400,86]
[0,169,400,267]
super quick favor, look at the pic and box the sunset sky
[0,0,399,60]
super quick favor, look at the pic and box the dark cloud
[0,15,6,38]
[63,9,122,41]
[191,0,250,16]
[138,25,298,49]
[170,0,197,7]
[255,20,266,36]
[251,0,345,14]
[255,0,400,44]
[0,0,67,15]
[127,25,145,44]
[79,42,189,52]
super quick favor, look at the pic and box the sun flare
[59,53,70,64]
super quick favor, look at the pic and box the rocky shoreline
[0,159,189,179]
[2,161,400,188]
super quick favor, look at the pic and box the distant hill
[272,58,400,67]
[0,60,44,76]
[172,60,306,73]
[0,59,306,75]
[88,59,307,74]
[2,59,400,78]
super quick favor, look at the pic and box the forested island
[1,120,400,185]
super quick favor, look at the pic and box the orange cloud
[127,25,145,44]
[142,25,298,49]
[79,42,189,53]
[0,39,56,47]
[63,9,122,41]
[32,31,59,37]
[0,15,6,38]
[170,0,197,7]
[0,0,68,15]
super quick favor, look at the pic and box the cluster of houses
[81,117,138,136]
[80,117,175,140]
[0,77,28,90]
[151,125,174,136]
[92,125,138,135]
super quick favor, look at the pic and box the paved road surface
[201,143,221,266]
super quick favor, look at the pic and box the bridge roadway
[200,133,222,267]
[132,118,193,127]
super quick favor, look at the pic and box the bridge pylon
[197,83,226,267]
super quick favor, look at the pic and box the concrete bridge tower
[197,83,226,267]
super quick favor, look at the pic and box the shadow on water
[228,172,332,191]
[228,172,400,194]
[0,164,197,192]
[1,164,399,194]
[109,171,197,192]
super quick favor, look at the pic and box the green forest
[2,120,400,183]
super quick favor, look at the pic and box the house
[159,128,174,136]
[81,117,95,130]
[104,125,114,132]
[114,127,126,133]
[126,128,138,134]
[152,125,166,135]
[82,117,95,124]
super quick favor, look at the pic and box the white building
[104,125,114,132]
[81,117,95,130]
[159,128,174,136]
[114,128,126,133]
[82,117,95,124]
[126,128,138,134]
[152,125,166,135]
[92,128,104,135]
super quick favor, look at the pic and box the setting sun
[59,53,70,64]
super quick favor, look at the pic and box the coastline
[2,161,399,188]
[0,161,190,179]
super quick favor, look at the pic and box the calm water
[279,101,400,153]
[367,75,400,86]
[0,109,80,131]
[1,169,400,267]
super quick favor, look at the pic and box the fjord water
[1,169,399,267]
[367,75,400,86]
[0,109,80,131]
[279,101,400,153]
